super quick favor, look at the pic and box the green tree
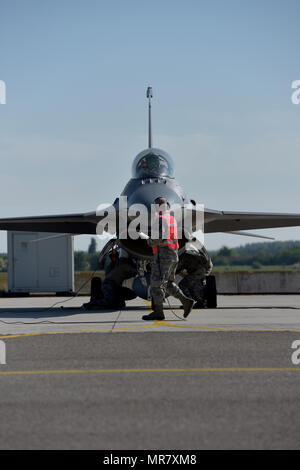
[218,246,232,257]
[74,251,90,271]
[0,256,7,272]
[87,252,100,271]
[274,246,300,266]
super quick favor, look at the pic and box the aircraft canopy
[132,148,175,179]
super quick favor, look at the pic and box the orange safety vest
[152,214,179,254]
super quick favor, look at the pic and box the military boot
[142,305,165,321]
[178,293,195,318]
[194,299,205,309]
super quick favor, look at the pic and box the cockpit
[131,148,175,179]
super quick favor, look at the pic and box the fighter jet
[1,87,300,266]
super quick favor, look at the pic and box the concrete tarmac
[0,295,300,449]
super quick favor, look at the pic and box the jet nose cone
[127,181,183,213]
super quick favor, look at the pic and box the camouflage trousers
[94,279,125,309]
[178,269,206,303]
[150,249,183,307]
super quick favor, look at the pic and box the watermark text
[291,340,300,365]
[291,80,300,105]
[95,197,204,243]
[0,80,6,104]
[0,341,6,365]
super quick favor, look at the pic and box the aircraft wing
[203,208,300,233]
[0,211,102,234]
[2,207,300,237]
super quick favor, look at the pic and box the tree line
[73,239,300,271]
[1,239,300,272]
[210,241,300,269]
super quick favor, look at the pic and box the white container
[7,232,74,293]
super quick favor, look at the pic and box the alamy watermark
[0,80,6,104]
[291,340,300,365]
[291,80,300,105]
[95,197,204,244]
[0,340,6,365]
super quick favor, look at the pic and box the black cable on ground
[166,297,186,321]
[0,271,97,326]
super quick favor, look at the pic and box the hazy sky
[1,0,300,252]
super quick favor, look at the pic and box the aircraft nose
[127,181,183,212]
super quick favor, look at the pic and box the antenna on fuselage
[147,86,153,148]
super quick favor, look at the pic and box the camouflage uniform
[84,252,137,310]
[178,270,206,303]
[142,200,194,321]
[148,216,185,306]
[150,246,182,305]
[177,247,213,305]
[94,257,137,308]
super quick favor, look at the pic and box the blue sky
[1,0,300,252]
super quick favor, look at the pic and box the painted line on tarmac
[1,367,300,376]
[1,298,300,339]
[0,322,159,340]
[159,321,300,332]
[2,321,300,340]
[0,301,163,339]
[1,320,300,340]
[144,302,300,332]
[0,301,156,339]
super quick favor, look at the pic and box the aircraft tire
[205,275,217,308]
